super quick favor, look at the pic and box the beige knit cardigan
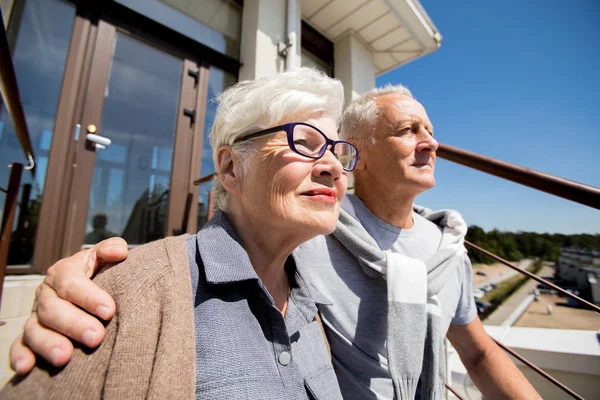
[2,235,196,399]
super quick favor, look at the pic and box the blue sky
[377,0,600,234]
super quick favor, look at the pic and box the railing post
[0,163,24,314]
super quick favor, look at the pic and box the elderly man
[10,85,540,399]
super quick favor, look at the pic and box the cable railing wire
[492,338,585,400]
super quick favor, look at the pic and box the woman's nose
[313,146,343,179]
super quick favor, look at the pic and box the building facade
[557,247,600,305]
[0,0,441,274]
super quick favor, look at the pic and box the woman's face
[238,115,347,238]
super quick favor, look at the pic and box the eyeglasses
[233,122,358,172]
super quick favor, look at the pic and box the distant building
[557,247,600,305]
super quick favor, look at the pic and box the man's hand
[9,237,128,374]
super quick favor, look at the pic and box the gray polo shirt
[295,195,477,400]
[187,211,342,400]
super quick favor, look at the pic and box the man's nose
[417,132,438,153]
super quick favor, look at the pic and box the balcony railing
[437,143,599,400]
[0,9,36,318]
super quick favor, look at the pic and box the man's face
[356,94,439,195]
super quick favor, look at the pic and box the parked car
[476,271,487,276]
[536,283,555,294]
[481,284,496,293]
[475,301,492,314]
[473,289,485,299]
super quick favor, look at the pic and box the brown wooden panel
[62,20,116,258]
[33,15,94,272]
[185,63,210,234]
[166,59,198,236]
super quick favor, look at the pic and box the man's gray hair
[340,84,413,143]
[210,67,344,211]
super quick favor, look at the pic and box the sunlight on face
[360,94,439,196]
[238,115,348,238]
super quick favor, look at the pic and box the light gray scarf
[332,197,468,400]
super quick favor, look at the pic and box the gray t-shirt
[296,195,477,400]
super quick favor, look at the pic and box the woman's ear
[216,146,242,195]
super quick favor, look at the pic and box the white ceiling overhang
[301,0,442,75]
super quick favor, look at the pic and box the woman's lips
[302,188,338,204]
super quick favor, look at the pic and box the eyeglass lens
[292,124,356,170]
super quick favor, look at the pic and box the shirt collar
[196,210,259,284]
[196,210,332,309]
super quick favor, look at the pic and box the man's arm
[447,317,541,400]
[9,237,127,374]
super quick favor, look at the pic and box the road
[474,259,534,291]
[483,264,554,326]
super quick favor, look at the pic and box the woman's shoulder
[94,235,191,305]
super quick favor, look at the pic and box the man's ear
[347,139,366,170]
[216,145,242,195]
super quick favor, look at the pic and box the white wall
[0,276,44,387]
[241,1,378,104]
[239,0,302,80]
[334,33,376,106]
[239,0,286,80]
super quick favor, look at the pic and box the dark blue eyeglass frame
[233,122,358,172]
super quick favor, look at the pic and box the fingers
[35,282,107,347]
[45,250,116,321]
[90,237,129,274]
[8,238,128,374]
[21,313,75,368]
[9,334,36,374]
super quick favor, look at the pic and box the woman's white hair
[210,67,344,211]
[340,84,413,144]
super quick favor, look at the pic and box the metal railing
[438,143,600,210]
[438,143,599,400]
[0,9,35,172]
[0,10,35,313]
[0,163,23,319]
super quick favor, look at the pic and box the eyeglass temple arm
[234,125,287,143]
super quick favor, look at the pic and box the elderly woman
[2,68,357,399]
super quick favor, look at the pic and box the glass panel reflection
[196,67,236,229]
[0,0,75,266]
[84,33,182,245]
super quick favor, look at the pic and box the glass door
[84,32,181,245]
[63,20,208,253]
[0,0,76,268]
